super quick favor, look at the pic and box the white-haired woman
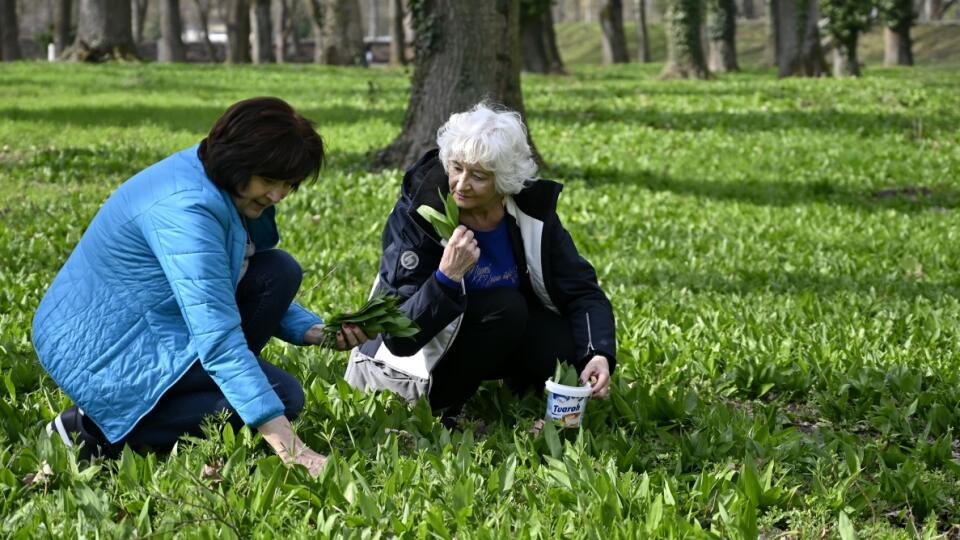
[345,103,617,418]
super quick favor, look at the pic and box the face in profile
[232,175,297,219]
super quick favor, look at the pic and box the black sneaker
[46,406,105,461]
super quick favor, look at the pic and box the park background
[1,0,960,538]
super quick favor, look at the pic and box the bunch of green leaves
[416,189,459,241]
[323,294,419,339]
[551,361,581,387]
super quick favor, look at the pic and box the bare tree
[0,0,23,61]
[192,0,220,62]
[376,0,536,169]
[773,0,826,76]
[250,0,273,62]
[389,0,406,65]
[633,0,651,62]
[159,0,187,61]
[54,0,73,56]
[599,0,629,64]
[225,0,251,62]
[274,0,290,62]
[321,0,365,65]
[521,0,566,73]
[69,0,139,61]
[132,0,149,45]
[879,0,915,65]
[662,0,708,78]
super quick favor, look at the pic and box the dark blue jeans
[84,249,307,456]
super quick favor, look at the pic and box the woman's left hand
[303,323,371,350]
[580,355,611,398]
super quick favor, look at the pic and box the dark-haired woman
[33,97,368,474]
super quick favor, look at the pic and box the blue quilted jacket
[32,145,322,443]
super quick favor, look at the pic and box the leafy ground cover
[1,62,960,537]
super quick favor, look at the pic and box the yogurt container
[544,379,592,428]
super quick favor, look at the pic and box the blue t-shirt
[436,219,519,291]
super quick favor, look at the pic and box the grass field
[1,61,960,537]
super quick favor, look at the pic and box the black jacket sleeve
[545,215,618,374]
[375,209,467,356]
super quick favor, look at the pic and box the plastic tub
[544,379,592,428]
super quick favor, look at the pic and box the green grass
[2,61,960,537]
[556,20,960,67]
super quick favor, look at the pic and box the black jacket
[352,150,617,379]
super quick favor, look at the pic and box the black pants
[428,287,577,415]
[84,249,307,456]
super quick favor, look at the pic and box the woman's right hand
[438,226,480,282]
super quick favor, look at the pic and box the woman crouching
[345,102,616,418]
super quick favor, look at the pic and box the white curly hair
[436,102,538,195]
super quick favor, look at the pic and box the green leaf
[838,511,857,540]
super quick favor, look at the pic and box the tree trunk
[495,0,533,150]
[925,0,943,19]
[707,0,738,72]
[306,0,324,63]
[274,0,289,62]
[322,0,366,65]
[376,0,537,169]
[599,0,629,64]
[765,0,778,66]
[250,0,273,63]
[367,0,378,37]
[521,6,549,73]
[541,8,566,73]
[132,0,148,45]
[832,35,860,76]
[54,0,73,57]
[225,0,251,63]
[775,0,825,76]
[159,0,187,62]
[883,25,912,65]
[389,0,406,65]
[0,0,22,61]
[192,0,219,62]
[662,0,708,78]
[69,0,138,61]
[633,0,650,62]
[741,0,756,17]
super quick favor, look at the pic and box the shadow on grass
[631,267,960,302]
[0,103,404,133]
[546,164,960,213]
[537,106,954,134]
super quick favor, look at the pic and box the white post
[47,42,57,61]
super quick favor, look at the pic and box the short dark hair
[198,97,324,195]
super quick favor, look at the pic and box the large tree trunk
[541,8,565,73]
[883,25,913,65]
[376,0,536,169]
[306,0,324,63]
[159,0,187,62]
[250,0,273,63]
[832,35,860,76]
[633,0,651,62]
[192,0,220,62]
[765,0,778,66]
[225,0,251,63]
[274,0,289,62]
[54,0,73,57]
[662,0,709,78]
[132,0,149,45]
[367,0,379,37]
[707,0,738,72]
[322,0,366,65]
[0,0,22,61]
[69,0,138,61]
[389,0,406,65]
[775,0,826,76]
[599,0,629,64]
